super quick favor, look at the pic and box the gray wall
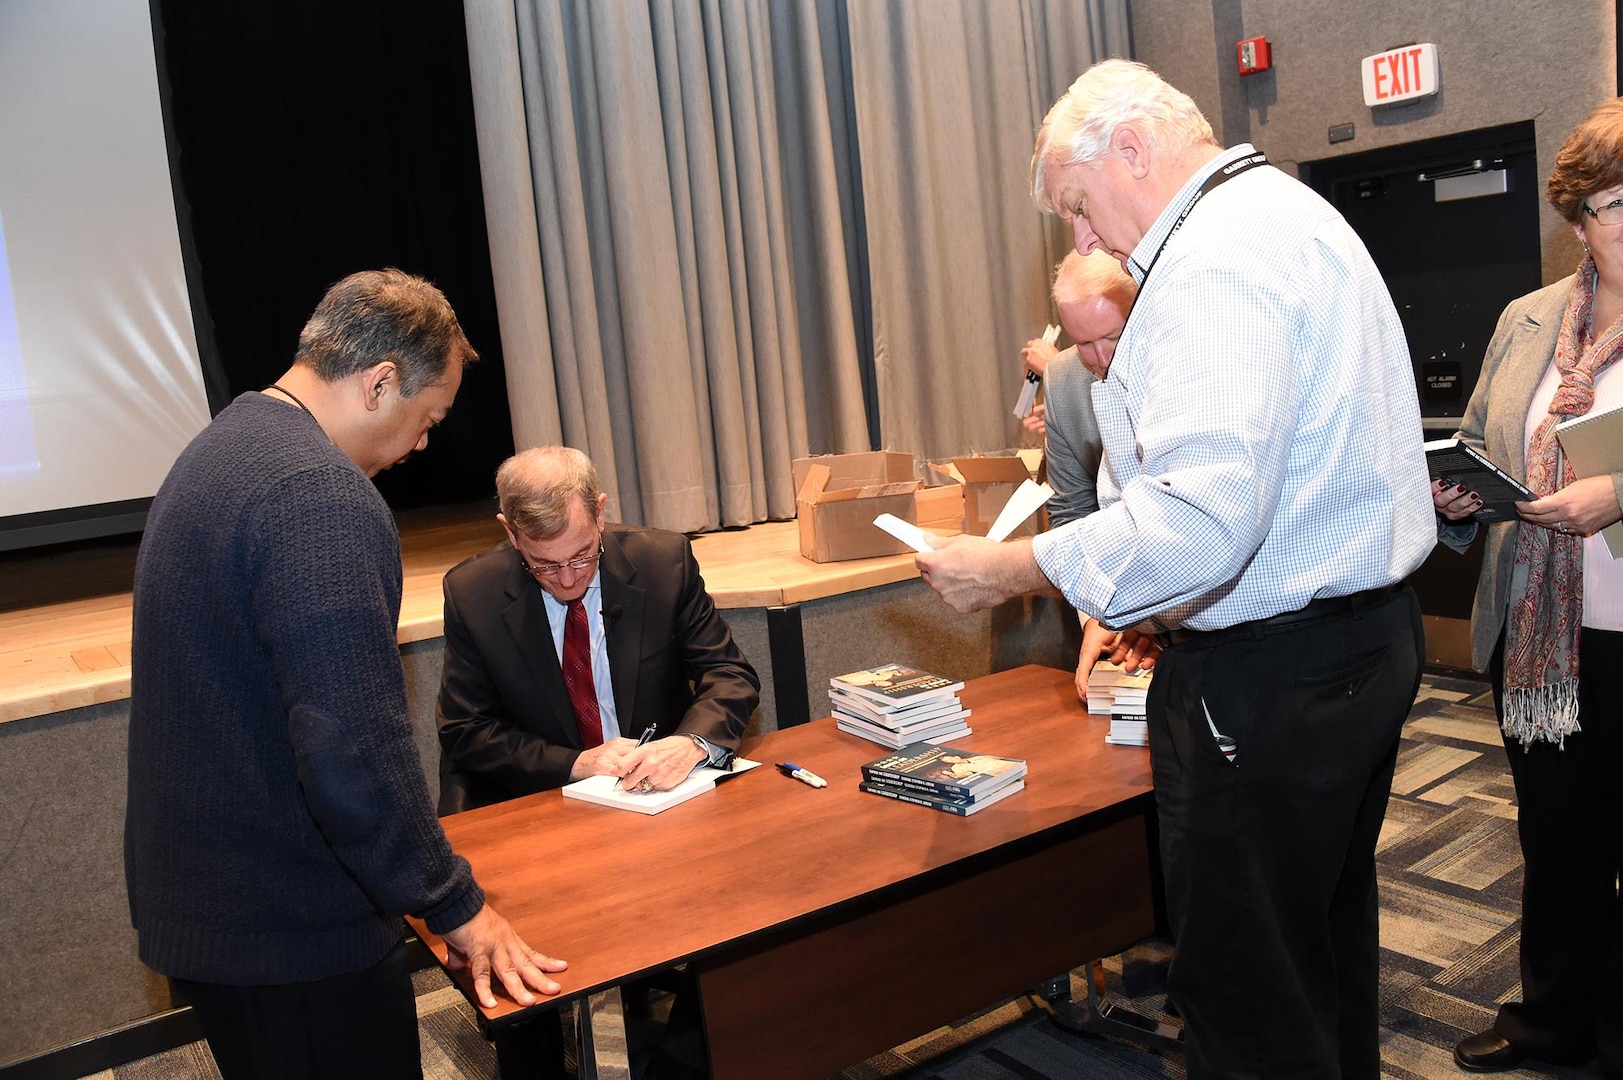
[1131,0,1615,283]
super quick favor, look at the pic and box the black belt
[1165,583,1404,646]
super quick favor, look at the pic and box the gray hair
[1031,59,1216,214]
[496,447,602,540]
[295,268,477,397]
[1052,250,1137,310]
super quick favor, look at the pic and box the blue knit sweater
[125,393,484,984]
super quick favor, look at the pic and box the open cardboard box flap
[793,454,920,562]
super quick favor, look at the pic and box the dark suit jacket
[435,523,760,813]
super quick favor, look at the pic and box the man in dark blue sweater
[125,269,566,1079]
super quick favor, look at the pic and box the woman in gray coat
[1435,100,1623,1078]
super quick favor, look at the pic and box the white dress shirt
[1032,143,1437,631]
[539,569,722,762]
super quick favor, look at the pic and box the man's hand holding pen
[616,727,708,794]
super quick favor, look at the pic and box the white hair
[1031,59,1216,213]
[1052,250,1137,310]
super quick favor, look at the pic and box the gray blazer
[1441,275,1623,670]
[1043,346,1104,528]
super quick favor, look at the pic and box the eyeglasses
[1581,198,1623,226]
[519,538,604,580]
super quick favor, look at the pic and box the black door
[1302,122,1544,630]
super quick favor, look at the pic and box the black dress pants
[1490,627,1623,1074]
[170,938,421,1080]
[1149,587,1423,1079]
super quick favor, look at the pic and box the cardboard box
[954,453,1040,537]
[913,482,964,534]
[793,453,919,562]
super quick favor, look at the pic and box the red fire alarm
[1237,36,1271,75]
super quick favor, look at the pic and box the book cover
[1555,403,1623,557]
[860,741,1027,798]
[830,663,965,708]
[1424,438,1536,524]
[859,778,1025,816]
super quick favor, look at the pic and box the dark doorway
[1302,122,1542,424]
[1302,123,1544,627]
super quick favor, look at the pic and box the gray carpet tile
[86,673,1613,1079]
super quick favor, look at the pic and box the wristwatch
[681,732,734,770]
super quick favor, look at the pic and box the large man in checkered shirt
[918,60,1435,1079]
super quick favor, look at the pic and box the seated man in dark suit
[436,445,758,1080]
[437,445,759,812]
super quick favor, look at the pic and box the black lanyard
[1119,151,1268,338]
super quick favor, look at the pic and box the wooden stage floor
[0,501,506,724]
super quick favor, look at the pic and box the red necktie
[562,599,603,748]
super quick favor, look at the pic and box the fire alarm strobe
[1237,36,1271,76]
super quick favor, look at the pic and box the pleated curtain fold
[464,0,1128,532]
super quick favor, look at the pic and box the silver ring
[637,779,653,793]
[1559,522,1570,533]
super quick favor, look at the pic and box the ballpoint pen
[617,727,660,791]
[776,762,827,788]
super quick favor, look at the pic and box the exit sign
[1361,43,1439,106]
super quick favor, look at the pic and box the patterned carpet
[76,673,1610,1080]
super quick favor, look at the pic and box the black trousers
[1490,627,1623,1073]
[1150,587,1423,1080]
[170,939,421,1080]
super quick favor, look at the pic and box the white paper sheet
[986,479,1054,542]
[873,512,933,553]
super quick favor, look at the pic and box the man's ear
[497,513,519,549]
[361,361,397,412]
[1112,125,1151,179]
[593,492,608,529]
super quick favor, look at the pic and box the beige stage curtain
[464,0,1127,529]
[463,0,870,530]
[847,1,1130,461]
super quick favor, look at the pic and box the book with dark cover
[830,664,964,709]
[859,779,1025,816]
[1424,438,1536,524]
[859,741,1026,799]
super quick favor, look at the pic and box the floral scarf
[1503,256,1623,746]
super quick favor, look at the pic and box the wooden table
[690,520,926,728]
[410,665,1157,1079]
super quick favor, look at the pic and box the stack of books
[830,663,971,748]
[858,741,1026,816]
[1085,661,1152,746]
